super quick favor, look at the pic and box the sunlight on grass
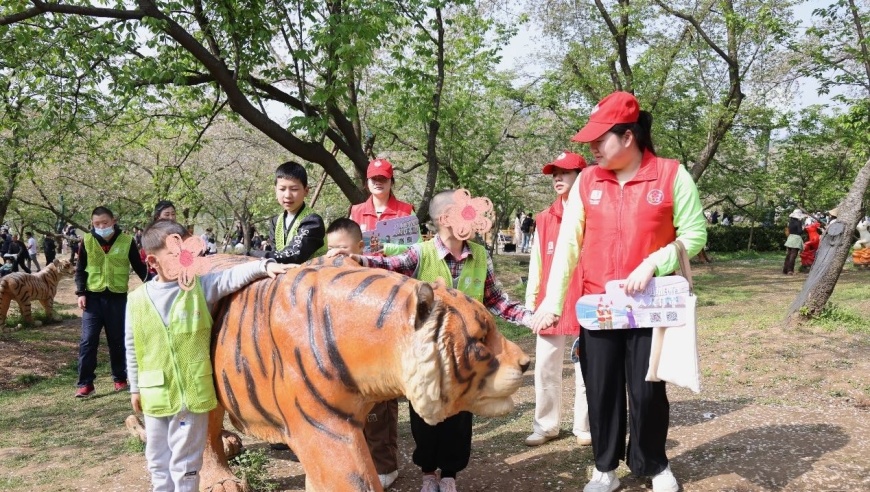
[810,302,870,334]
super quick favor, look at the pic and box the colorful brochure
[362,216,420,254]
[575,276,691,330]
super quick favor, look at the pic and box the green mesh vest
[84,233,133,293]
[417,240,487,302]
[129,278,217,417]
[274,204,327,258]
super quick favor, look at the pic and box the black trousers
[77,293,128,386]
[409,405,472,479]
[783,247,799,274]
[12,254,30,273]
[580,328,669,476]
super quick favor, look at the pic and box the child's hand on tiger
[266,262,297,278]
[131,393,142,413]
[325,247,351,258]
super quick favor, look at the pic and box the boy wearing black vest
[265,161,327,264]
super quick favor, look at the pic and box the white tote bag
[645,240,701,393]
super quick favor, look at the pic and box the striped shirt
[359,235,532,327]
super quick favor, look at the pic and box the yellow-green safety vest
[274,205,327,258]
[84,233,132,293]
[129,278,217,417]
[417,240,487,302]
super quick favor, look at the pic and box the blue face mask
[94,226,114,238]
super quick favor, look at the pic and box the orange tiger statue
[0,259,74,329]
[199,255,530,492]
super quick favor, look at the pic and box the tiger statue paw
[202,477,248,492]
[125,414,146,442]
[200,255,530,492]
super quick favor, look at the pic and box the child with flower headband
[328,189,533,492]
[125,220,293,492]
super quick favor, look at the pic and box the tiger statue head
[52,258,74,275]
[200,255,530,492]
[402,281,530,425]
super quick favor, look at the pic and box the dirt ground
[1,256,869,491]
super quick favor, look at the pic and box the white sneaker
[583,469,620,492]
[652,465,679,492]
[439,477,458,492]
[420,474,439,492]
[379,470,399,489]
[576,432,592,446]
[524,432,557,446]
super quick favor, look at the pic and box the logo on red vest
[547,241,555,255]
[590,189,603,205]
[646,189,664,205]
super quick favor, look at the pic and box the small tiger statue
[198,255,531,492]
[0,259,75,328]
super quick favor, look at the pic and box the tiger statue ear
[415,282,436,330]
[404,282,448,425]
[428,277,448,293]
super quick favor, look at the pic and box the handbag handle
[672,240,694,293]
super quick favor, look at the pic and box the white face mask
[94,226,114,238]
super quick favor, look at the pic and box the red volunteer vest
[578,151,680,296]
[534,198,583,336]
[350,195,414,232]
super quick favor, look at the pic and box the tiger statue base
[197,255,530,492]
[0,259,74,331]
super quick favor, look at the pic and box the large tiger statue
[200,255,530,492]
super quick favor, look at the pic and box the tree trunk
[786,156,870,323]
[415,7,446,226]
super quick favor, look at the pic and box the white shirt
[27,237,37,255]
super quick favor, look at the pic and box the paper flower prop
[162,234,211,290]
[440,189,494,240]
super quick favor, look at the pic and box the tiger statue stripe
[198,254,529,492]
[0,259,75,328]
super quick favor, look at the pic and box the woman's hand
[530,310,560,334]
[624,260,656,295]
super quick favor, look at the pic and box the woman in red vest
[350,158,414,232]
[532,92,707,492]
[348,157,413,489]
[524,151,591,448]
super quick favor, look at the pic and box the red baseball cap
[542,151,587,174]
[571,92,640,143]
[367,158,394,179]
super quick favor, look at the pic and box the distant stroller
[0,258,13,277]
[800,221,822,271]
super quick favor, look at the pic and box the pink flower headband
[162,234,211,290]
[439,189,494,241]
